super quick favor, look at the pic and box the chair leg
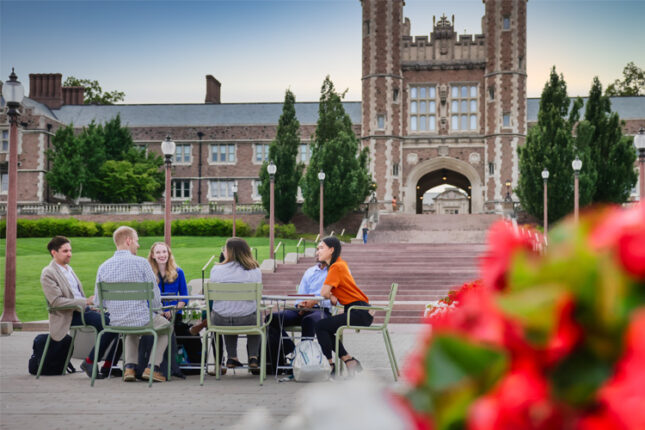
[149,332,157,388]
[215,333,222,380]
[382,329,398,381]
[334,328,345,378]
[90,332,103,387]
[385,329,399,376]
[200,331,208,386]
[259,330,265,386]
[36,334,52,379]
[166,329,172,382]
[63,329,77,375]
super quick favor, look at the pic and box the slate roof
[527,96,644,122]
[9,95,642,127]
[52,102,363,127]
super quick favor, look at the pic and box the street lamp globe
[541,169,549,180]
[267,160,277,177]
[572,156,582,172]
[318,170,325,182]
[2,69,24,106]
[161,135,176,161]
[232,181,238,194]
[635,128,645,152]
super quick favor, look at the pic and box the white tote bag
[292,340,331,382]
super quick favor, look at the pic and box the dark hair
[321,236,342,266]
[223,237,259,270]
[47,236,70,254]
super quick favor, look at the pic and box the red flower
[468,363,563,430]
[595,310,645,430]
[481,221,541,291]
[590,203,645,280]
[544,294,583,367]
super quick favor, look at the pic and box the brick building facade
[1,0,644,212]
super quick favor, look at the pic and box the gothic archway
[415,169,471,214]
[404,157,484,214]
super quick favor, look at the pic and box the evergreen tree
[577,77,636,203]
[45,124,87,201]
[301,76,372,226]
[258,89,303,224]
[517,67,594,224]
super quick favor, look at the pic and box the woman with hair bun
[314,236,372,376]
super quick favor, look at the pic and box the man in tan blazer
[41,236,119,379]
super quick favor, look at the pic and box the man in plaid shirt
[95,226,170,382]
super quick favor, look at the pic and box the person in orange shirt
[314,236,373,376]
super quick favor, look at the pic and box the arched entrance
[416,169,471,214]
[404,157,484,214]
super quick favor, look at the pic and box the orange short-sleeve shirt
[324,257,369,306]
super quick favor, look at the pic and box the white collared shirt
[56,263,84,299]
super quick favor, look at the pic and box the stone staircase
[368,213,500,243]
[262,242,487,324]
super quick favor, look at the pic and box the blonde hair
[113,226,136,247]
[147,242,178,283]
[223,237,259,270]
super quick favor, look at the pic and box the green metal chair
[200,282,272,386]
[92,282,173,387]
[334,283,400,381]
[37,301,97,379]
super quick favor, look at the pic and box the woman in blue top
[147,242,188,321]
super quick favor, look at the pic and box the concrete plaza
[0,324,424,430]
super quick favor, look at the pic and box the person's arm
[296,268,314,308]
[144,262,162,311]
[41,268,87,309]
[320,283,338,306]
[177,268,188,309]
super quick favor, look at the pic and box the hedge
[254,221,297,239]
[0,217,251,238]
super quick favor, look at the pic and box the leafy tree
[45,125,86,201]
[46,115,164,203]
[605,62,644,96]
[577,77,636,203]
[63,76,125,104]
[258,89,304,223]
[517,67,595,224]
[301,76,372,226]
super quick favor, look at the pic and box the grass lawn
[0,236,309,322]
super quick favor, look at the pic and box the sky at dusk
[1,0,644,104]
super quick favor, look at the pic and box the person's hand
[163,311,172,320]
[86,295,95,306]
[299,300,317,309]
[330,295,338,306]
[177,302,185,310]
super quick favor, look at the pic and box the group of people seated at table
[40,226,372,382]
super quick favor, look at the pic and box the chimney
[29,73,64,109]
[62,86,85,105]
[205,75,221,104]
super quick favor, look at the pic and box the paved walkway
[0,324,424,430]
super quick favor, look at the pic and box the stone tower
[360,0,405,206]
[483,0,527,208]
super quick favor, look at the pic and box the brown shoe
[123,365,136,382]
[142,365,166,382]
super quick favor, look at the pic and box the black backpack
[28,334,76,375]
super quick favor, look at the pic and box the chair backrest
[187,278,202,295]
[96,281,156,328]
[382,283,398,326]
[203,282,263,326]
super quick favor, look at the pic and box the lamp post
[318,170,325,239]
[541,168,549,235]
[161,135,175,246]
[232,181,238,237]
[504,179,512,202]
[635,128,645,201]
[267,161,276,259]
[572,155,582,223]
[1,68,24,325]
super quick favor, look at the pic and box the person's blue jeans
[267,308,330,355]
[71,308,119,363]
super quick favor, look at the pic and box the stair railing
[273,241,285,271]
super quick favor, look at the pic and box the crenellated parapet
[401,14,486,70]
